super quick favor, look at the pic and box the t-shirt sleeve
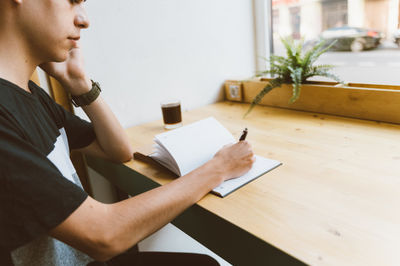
[34,85,96,150]
[55,103,96,150]
[0,116,88,251]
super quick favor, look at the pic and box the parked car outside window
[305,26,382,52]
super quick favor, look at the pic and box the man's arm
[72,80,133,163]
[40,48,133,163]
[49,141,254,262]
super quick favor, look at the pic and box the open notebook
[134,117,281,197]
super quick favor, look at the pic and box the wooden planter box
[234,78,400,124]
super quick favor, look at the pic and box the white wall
[79,0,257,128]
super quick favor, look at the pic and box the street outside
[273,40,400,85]
[316,40,400,85]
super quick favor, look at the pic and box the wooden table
[87,101,400,266]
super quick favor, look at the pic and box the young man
[0,0,255,265]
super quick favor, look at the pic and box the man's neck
[0,27,39,92]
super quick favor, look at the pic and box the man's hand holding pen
[212,128,255,182]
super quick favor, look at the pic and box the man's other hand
[39,47,92,96]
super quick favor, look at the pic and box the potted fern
[245,37,344,116]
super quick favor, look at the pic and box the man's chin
[51,51,70,63]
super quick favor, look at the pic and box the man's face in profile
[17,0,89,63]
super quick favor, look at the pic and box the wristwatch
[71,79,101,107]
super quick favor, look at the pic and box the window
[270,0,400,85]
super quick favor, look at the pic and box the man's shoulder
[0,78,54,112]
[0,77,51,99]
[0,79,22,118]
[0,78,17,101]
[0,78,59,135]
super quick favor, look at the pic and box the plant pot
[239,78,400,124]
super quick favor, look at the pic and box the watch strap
[71,80,101,107]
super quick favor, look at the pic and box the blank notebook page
[154,117,235,176]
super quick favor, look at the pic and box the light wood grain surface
[242,79,400,124]
[124,101,400,266]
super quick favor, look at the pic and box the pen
[239,128,248,141]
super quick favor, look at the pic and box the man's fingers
[69,48,81,58]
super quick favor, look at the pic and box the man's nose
[74,9,90,29]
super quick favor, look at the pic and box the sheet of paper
[212,155,282,197]
[154,117,235,176]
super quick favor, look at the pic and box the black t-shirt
[0,78,96,264]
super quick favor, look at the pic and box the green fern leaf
[289,83,302,103]
[281,37,297,66]
[313,64,335,71]
[301,39,326,69]
[288,67,303,103]
[309,39,338,65]
[307,70,343,83]
[244,78,283,117]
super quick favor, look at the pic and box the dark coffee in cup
[161,100,182,129]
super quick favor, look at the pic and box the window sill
[225,78,400,125]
